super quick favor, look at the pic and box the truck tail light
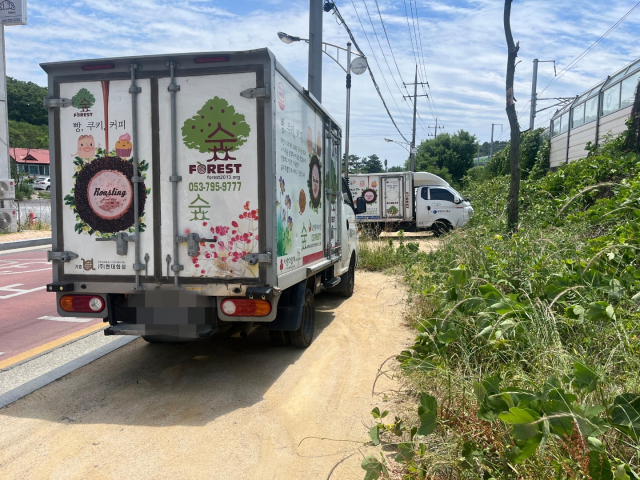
[221,298,271,317]
[60,295,105,313]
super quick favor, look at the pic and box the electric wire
[350,0,414,130]
[332,4,411,143]
[411,0,439,122]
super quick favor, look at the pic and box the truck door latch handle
[95,232,134,256]
[242,250,272,266]
[427,206,431,211]
[47,250,78,263]
[180,233,218,257]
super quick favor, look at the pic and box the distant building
[550,57,640,167]
[10,148,50,176]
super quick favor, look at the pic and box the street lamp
[278,31,368,179]
[385,138,416,154]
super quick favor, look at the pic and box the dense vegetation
[414,130,478,183]
[7,76,49,150]
[358,130,640,479]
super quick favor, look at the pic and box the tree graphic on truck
[181,97,251,161]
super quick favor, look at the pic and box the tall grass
[360,134,640,479]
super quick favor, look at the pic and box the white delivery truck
[348,171,473,236]
[41,49,365,347]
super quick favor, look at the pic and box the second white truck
[348,172,473,235]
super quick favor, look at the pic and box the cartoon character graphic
[316,131,322,157]
[307,154,322,212]
[307,126,314,155]
[72,135,98,160]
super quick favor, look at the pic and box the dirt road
[0,271,411,480]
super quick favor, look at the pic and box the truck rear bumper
[105,322,216,339]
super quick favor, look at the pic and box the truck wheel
[289,289,315,348]
[269,330,291,347]
[432,220,451,237]
[336,256,355,298]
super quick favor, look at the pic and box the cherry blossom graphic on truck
[190,201,259,278]
[181,97,251,162]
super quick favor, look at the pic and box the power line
[332,4,410,143]
[350,0,414,129]
[539,1,640,97]
[411,0,439,122]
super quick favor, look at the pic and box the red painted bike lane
[0,249,101,362]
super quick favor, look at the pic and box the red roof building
[10,148,50,176]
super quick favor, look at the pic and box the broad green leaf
[498,407,538,425]
[586,302,615,321]
[361,455,386,480]
[417,411,437,436]
[369,425,380,445]
[450,265,469,285]
[479,284,501,300]
[589,451,614,480]
[478,394,510,422]
[565,305,585,323]
[610,394,640,440]
[572,361,600,393]
[588,436,604,452]
[514,434,543,463]
[418,393,437,415]
[473,381,487,404]
[394,442,415,463]
[615,464,631,480]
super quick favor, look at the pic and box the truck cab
[415,183,473,234]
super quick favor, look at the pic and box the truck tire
[432,220,451,237]
[289,289,315,348]
[269,330,291,347]
[336,256,355,298]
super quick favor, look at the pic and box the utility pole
[529,59,555,131]
[427,118,444,138]
[403,65,428,172]
[308,0,323,102]
[529,58,538,131]
[489,123,503,159]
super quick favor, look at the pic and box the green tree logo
[182,97,251,161]
[72,88,95,112]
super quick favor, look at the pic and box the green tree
[9,120,49,149]
[414,130,477,182]
[387,165,404,172]
[343,154,361,174]
[362,154,384,173]
[71,88,95,111]
[485,128,546,179]
[182,97,250,160]
[7,76,48,126]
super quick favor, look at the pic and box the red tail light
[220,298,271,317]
[60,295,105,313]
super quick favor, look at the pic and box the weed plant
[360,133,640,479]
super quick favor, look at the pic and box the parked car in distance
[33,176,50,190]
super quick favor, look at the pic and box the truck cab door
[416,186,435,227]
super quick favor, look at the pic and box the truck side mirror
[453,195,462,204]
[355,196,366,214]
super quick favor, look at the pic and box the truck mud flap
[267,279,306,332]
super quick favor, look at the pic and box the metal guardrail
[0,237,52,251]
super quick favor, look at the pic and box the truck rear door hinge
[240,84,270,99]
[43,97,72,109]
[242,250,271,266]
[47,250,78,263]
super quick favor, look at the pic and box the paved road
[0,249,101,365]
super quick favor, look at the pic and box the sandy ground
[371,234,440,254]
[0,271,412,480]
[0,230,52,243]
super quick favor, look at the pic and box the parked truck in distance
[42,48,365,347]
[348,172,473,236]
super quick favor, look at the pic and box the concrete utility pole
[489,123,503,159]
[403,65,428,172]
[0,25,10,180]
[308,0,323,102]
[529,58,538,131]
[427,118,444,138]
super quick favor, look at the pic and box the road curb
[0,237,52,251]
[0,336,138,410]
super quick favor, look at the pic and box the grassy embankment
[358,133,640,479]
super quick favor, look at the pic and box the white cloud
[4,0,640,168]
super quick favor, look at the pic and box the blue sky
[5,0,640,168]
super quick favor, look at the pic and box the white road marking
[38,316,95,323]
[0,353,4,356]
[0,260,51,275]
[0,284,47,299]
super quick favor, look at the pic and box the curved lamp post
[278,31,367,179]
